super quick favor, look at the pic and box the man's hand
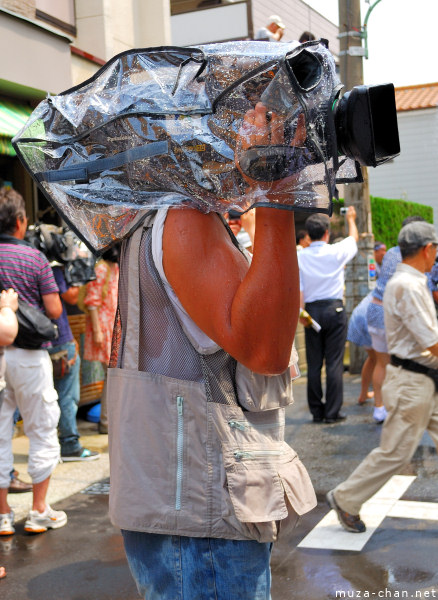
[235,102,306,202]
[0,288,18,313]
[345,205,359,242]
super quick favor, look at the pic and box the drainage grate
[81,479,110,495]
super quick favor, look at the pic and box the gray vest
[107,213,316,542]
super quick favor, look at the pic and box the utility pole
[338,0,375,373]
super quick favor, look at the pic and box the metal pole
[363,0,383,58]
[338,0,375,373]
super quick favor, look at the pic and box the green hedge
[333,196,433,248]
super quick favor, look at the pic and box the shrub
[332,197,433,248]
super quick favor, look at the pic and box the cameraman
[108,102,315,599]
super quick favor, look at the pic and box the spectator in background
[366,217,426,427]
[0,186,67,536]
[255,14,285,41]
[0,287,18,580]
[225,209,255,253]
[296,229,311,251]
[49,266,99,462]
[328,221,438,533]
[347,292,386,423]
[83,246,120,435]
[299,31,316,43]
[298,208,358,423]
[374,241,387,278]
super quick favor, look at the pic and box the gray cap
[398,221,438,250]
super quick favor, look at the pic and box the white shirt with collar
[384,262,438,369]
[298,237,357,303]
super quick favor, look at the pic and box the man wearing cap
[255,15,285,42]
[327,221,438,533]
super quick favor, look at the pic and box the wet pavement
[1,372,437,599]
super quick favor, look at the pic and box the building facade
[0,0,338,221]
[368,83,438,224]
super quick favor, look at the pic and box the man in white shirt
[298,208,358,423]
[254,15,285,42]
[328,221,438,533]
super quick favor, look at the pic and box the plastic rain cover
[12,40,361,253]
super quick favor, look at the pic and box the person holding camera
[0,186,67,536]
[107,102,315,599]
[328,221,438,533]
[298,207,358,423]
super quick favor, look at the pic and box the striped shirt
[0,240,59,312]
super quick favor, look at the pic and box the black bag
[0,270,58,350]
[13,300,59,350]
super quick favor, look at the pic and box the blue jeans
[121,531,272,600]
[49,341,81,454]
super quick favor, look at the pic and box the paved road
[1,373,437,599]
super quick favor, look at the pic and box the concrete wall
[0,9,72,95]
[368,108,438,224]
[74,0,172,63]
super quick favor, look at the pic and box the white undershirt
[151,208,220,355]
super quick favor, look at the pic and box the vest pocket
[215,404,317,543]
[235,363,294,411]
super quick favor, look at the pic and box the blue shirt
[51,266,74,346]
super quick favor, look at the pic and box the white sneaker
[373,405,387,424]
[24,505,67,533]
[0,511,15,536]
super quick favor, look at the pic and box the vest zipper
[176,395,184,511]
[228,420,282,432]
[233,449,285,461]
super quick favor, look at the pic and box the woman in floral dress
[83,246,119,433]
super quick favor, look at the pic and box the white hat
[268,14,285,29]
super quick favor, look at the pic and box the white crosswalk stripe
[298,475,438,552]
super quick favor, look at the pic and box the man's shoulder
[385,266,426,298]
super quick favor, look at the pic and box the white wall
[368,108,438,224]
[171,2,248,46]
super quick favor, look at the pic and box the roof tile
[395,82,438,112]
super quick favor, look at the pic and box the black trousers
[304,299,347,420]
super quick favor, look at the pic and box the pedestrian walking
[328,221,438,533]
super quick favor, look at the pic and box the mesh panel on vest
[112,222,239,405]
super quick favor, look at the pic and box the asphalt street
[1,372,437,600]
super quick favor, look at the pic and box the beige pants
[334,364,438,515]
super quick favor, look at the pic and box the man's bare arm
[427,342,438,357]
[42,292,62,320]
[163,207,299,375]
[61,286,79,305]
